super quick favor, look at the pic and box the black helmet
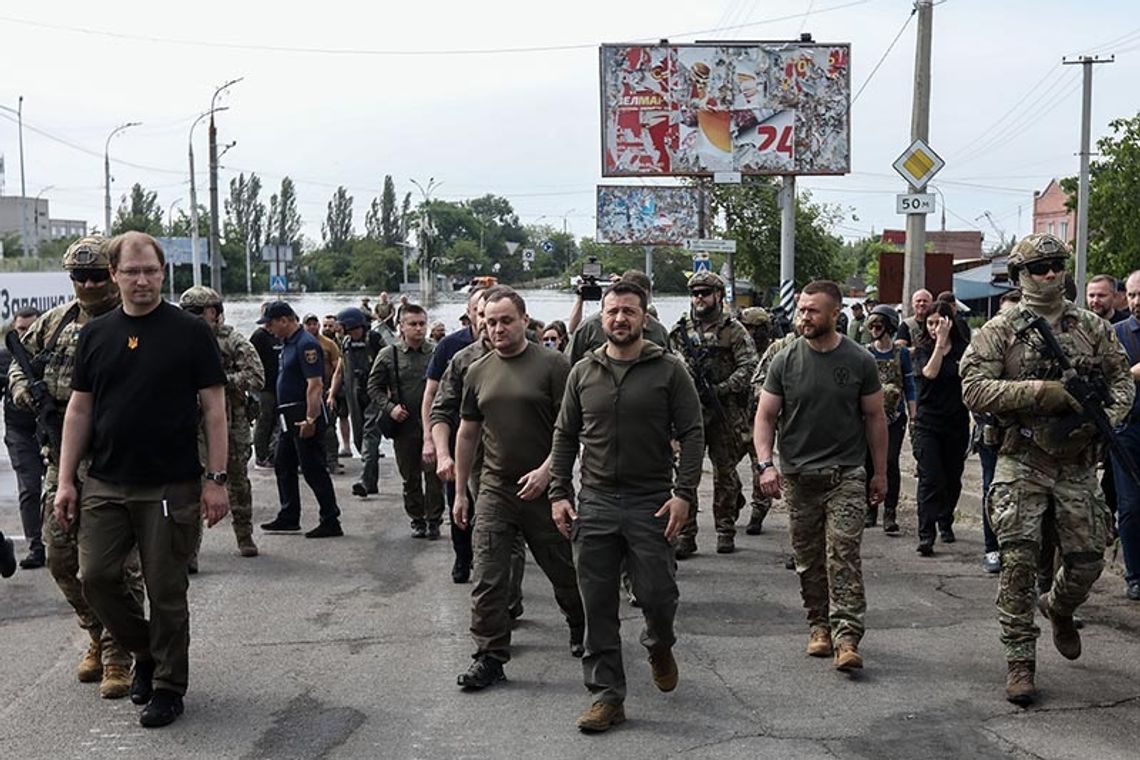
[866,304,899,335]
[336,306,367,331]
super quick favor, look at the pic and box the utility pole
[17,97,26,255]
[778,175,796,318]
[103,121,141,241]
[1063,54,1112,306]
[188,109,222,288]
[902,0,933,313]
[208,78,243,293]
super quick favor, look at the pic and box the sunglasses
[182,305,206,315]
[690,288,715,298]
[1024,259,1065,276]
[69,268,111,283]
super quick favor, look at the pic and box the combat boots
[1005,660,1036,706]
[745,508,765,535]
[833,638,863,671]
[576,701,626,733]
[99,664,132,699]
[882,505,899,534]
[674,537,697,560]
[716,534,735,554]
[648,647,678,692]
[1038,594,1081,660]
[864,505,878,528]
[806,626,833,657]
[236,534,259,558]
[77,638,103,683]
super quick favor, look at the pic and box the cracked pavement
[2,453,1139,759]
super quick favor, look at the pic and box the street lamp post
[32,184,53,254]
[189,108,226,288]
[167,198,182,299]
[104,121,141,237]
[209,77,243,293]
[0,98,29,255]
[410,177,442,303]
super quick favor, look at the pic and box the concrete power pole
[208,112,222,292]
[901,0,933,313]
[1063,54,1113,306]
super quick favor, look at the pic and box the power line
[850,7,915,107]
[0,1,870,58]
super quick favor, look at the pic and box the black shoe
[305,521,344,538]
[674,538,696,560]
[427,522,441,541]
[351,482,368,497]
[0,536,15,578]
[784,554,796,571]
[744,516,764,535]
[940,527,956,544]
[19,550,45,570]
[917,543,934,557]
[139,688,184,728]
[883,520,900,535]
[570,628,585,658]
[451,557,471,584]
[130,659,155,705]
[260,519,301,532]
[411,523,427,539]
[508,601,524,620]
[457,656,505,690]
[1128,581,1140,602]
[187,562,198,575]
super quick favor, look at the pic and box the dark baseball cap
[257,301,297,324]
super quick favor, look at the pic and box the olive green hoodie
[550,341,704,506]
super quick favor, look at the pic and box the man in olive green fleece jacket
[550,281,704,733]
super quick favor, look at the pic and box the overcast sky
[1,0,1137,249]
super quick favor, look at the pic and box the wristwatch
[205,471,228,486]
[753,460,774,475]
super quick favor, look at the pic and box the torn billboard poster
[596,185,704,245]
[600,42,850,177]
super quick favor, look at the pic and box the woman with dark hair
[912,300,971,556]
[541,320,569,352]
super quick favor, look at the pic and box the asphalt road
[2,452,1139,760]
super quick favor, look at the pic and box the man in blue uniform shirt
[258,301,343,538]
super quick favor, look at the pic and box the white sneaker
[983,551,1001,574]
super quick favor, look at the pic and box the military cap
[687,271,725,291]
[739,306,771,326]
[257,301,298,324]
[62,235,109,270]
[1008,233,1070,270]
[179,286,222,309]
[335,306,368,330]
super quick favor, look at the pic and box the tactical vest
[873,346,904,423]
[999,306,1105,459]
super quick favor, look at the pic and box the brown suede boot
[1037,594,1081,660]
[806,626,833,657]
[1005,660,1036,706]
[77,639,103,683]
[99,664,132,699]
[833,638,863,671]
[576,702,626,733]
[649,648,678,692]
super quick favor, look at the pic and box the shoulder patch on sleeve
[304,347,319,365]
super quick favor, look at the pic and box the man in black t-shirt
[55,232,229,729]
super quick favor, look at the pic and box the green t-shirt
[762,334,881,473]
[461,343,570,494]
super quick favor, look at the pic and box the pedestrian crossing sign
[270,274,288,293]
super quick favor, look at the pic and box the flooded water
[221,289,694,337]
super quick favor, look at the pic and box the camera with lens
[577,256,603,301]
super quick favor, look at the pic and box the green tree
[322,186,354,252]
[575,239,693,293]
[267,177,302,248]
[112,183,164,235]
[224,173,265,254]
[1060,112,1140,277]
[380,175,400,246]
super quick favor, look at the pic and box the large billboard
[600,42,850,177]
[596,185,705,245]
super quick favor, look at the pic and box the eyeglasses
[116,266,163,280]
[1024,259,1066,276]
[690,288,715,298]
[69,268,111,283]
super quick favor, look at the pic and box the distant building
[880,229,985,261]
[0,196,88,252]
[49,219,87,240]
[1032,179,1075,244]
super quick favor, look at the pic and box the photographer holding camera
[566,268,669,365]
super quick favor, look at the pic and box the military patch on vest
[304,348,319,365]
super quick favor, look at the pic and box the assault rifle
[4,329,63,457]
[1023,315,1140,487]
[680,338,731,430]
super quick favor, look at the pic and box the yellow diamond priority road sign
[892,138,944,191]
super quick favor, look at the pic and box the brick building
[880,229,984,261]
[1032,179,1076,244]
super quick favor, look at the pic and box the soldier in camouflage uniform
[739,307,775,535]
[667,272,758,556]
[8,236,142,699]
[180,287,265,565]
[960,233,1135,706]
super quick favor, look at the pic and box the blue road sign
[541,239,555,253]
[270,274,288,293]
[692,254,712,273]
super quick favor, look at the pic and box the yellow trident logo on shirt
[127,336,139,350]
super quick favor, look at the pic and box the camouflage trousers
[42,461,144,667]
[785,466,867,642]
[193,422,255,562]
[679,417,747,541]
[988,455,1108,663]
